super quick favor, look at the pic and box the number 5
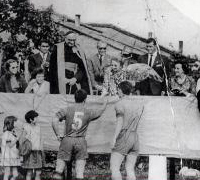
[72,112,84,130]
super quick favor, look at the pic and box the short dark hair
[65,30,76,37]
[174,61,188,74]
[118,81,133,95]
[25,110,39,123]
[5,59,18,71]
[38,39,49,46]
[146,38,157,45]
[74,89,87,103]
[3,116,17,132]
[31,68,44,79]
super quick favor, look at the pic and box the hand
[101,88,108,97]
[161,91,165,96]
[95,85,103,91]
[29,79,36,87]
[69,78,77,86]
[179,89,189,96]
[56,134,63,142]
[42,62,49,68]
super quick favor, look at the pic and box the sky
[30,0,200,56]
[167,0,200,25]
[31,0,200,25]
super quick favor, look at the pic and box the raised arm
[90,98,108,121]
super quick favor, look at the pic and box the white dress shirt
[148,51,157,67]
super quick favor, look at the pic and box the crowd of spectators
[0,31,199,98]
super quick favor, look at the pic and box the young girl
[1,116,20,180]
[21,110,43,180]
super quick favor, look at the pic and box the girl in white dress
[1,116,20,180]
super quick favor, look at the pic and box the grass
[0,152,200,179]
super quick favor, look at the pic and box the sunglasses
[98,47,106,50]
[122,54,131,57]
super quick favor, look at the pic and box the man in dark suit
[88,41,112,94]
[28,39,50,80]
[137,38,169,95]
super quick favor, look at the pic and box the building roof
[52,13,173,57]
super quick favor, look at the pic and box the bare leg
[110,152,124,180]
[26,170,32,180]
[125,154,137,180]
[10,167,18,180]
[3,167,10,180]
[75,159,86,179]
[52,159,66,179]
[35,169,42,180]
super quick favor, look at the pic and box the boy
[52,89,107,179]
[110,81,144,180]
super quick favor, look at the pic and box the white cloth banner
[0,93,200,158]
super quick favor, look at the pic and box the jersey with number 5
[56,104,101,137]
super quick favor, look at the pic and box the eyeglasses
[122,54,131,57]
[98,47,106,50]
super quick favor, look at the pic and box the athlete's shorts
[112,130,139,156]
[57,136,88,161]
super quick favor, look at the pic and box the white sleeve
[196,79,200,95]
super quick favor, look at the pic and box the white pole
[148,155,167,180]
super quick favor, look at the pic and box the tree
[0,0,64,58]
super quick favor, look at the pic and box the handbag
[19,138,32,156]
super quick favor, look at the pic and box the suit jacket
[137,53,169,95]
[28,52,51,79]
[88,54,112,88]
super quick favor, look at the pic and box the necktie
[42,53,46,62]
[99,55,102,66]
[149,54,153,67]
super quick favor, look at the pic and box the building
[52,13,173,60]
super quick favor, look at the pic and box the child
[110,81,144,180]
[25,68,50,96]
[21,110,43,180]
[1,116,20,180]
[52,89,107,180]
